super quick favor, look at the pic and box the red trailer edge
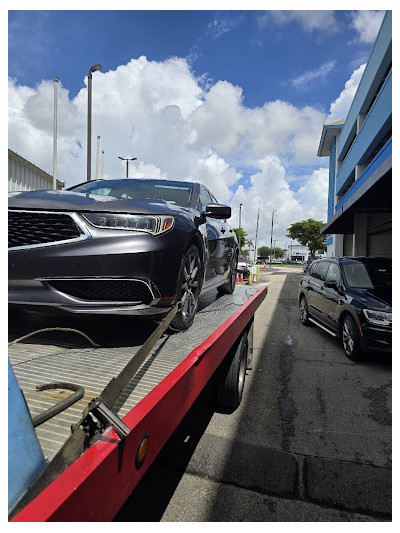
[12,285,267,522]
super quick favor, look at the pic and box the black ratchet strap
[9,301,181,520]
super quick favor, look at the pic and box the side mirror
[324,280,338,290]
[203,203,231,219]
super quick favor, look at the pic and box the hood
[348,287,392,309]
[8,189,190,217]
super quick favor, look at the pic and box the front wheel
[341,315,361,361]
[299,295,311,326]
[170,245,201,332]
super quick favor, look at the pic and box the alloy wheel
[342,318,355,355]
[180,252,200,321]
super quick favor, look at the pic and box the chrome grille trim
[8,210,91,251]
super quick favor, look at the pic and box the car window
[200,188,214,212]
[308,262,319,277]
[326,262,341,285]
[310,261,329,281]
[343,263,374,289]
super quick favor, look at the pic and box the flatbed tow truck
[8,284,267,522]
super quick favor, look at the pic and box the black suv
[298,257,391,360]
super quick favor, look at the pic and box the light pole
[95,135,100,179]
[53,77,58,190]
[118,156,137,178]
[238,203,242,257]
[87,64,102,181]
[269,210,276,269]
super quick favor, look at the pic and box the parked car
[8,178,238,331]
[298,257,391,360]
[303,259,314,272]
[237,257,250,279]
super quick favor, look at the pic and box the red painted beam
[12,286,267,522]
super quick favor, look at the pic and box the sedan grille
[8,210,84,250]
[47,279,154,304]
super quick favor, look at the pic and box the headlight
[81,212,174,235]
[363,309,392,326]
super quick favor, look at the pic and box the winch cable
[9,301,181,520]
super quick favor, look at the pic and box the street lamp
[87,64,102,182]
[118,156,137,178]
[238,203,242,257]
[269,210,276,269]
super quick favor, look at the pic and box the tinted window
[310,261,329,281]
[326,262,341,284]
[200,188,214,212]
[308,262,319,277]
[69,179,194,206]
[343,260,391,289]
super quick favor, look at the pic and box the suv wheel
[341,315,361,361]
[299,295,311,326]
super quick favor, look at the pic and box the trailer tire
[217,331,248,410]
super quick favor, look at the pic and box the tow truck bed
[9,284,266,522]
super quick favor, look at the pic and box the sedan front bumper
[9,219,189,315]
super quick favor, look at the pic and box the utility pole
[238,203,242,257]
[53,77,58,190]
[269,210,276,269]
[95,136,100,179]
[87,64,102,181]
[254,203,260,264]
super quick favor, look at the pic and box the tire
[341,315,361,361]
[217,331,248,410]
[170,245,201,332]
[217,254,238,295]
[299,295,311,326]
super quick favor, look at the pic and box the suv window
[326,262,341,285]
[310,261,330,281]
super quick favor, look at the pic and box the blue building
[318,11,391,258]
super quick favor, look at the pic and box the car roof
[312,256,391,265]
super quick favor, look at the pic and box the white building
[285,244,326,262]
[8,149,64,192]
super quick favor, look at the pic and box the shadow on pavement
[115,270,391,521]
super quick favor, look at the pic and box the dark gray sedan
[8,179,238,330]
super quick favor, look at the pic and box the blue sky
[8,8,387,249]
[9,10,375,107]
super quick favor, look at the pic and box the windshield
[343,260,392,289]
[69,179,194,206]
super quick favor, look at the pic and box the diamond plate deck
[9,285,256,461]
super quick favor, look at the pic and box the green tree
[274,247,285,259]
[257,246,271,260]
[233,228,249,255]
[287,219,327,258]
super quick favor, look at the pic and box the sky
[8,5,388,252]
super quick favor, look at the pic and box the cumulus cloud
[327,63,366,121]
[349,11,385,44]
[259,10,338,34]
[10,53,363,248]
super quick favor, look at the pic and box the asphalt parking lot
[115,265,392,522]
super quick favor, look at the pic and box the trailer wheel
[217,331,248,410]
